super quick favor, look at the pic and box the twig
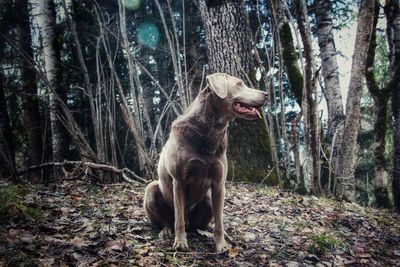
[16,160,149,184]
[260,165,277,185]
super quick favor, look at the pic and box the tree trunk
[269,0,303,107]
[315,0,345,141]
[16,0,44,181]
[335,0,375,201]
[385,0,400,212]
[0,70,15,179]
[269,0,309,190]
[198,0,278,184]
[38,0,69,174]
[315,0,346,195]
[294,0,320,195]
[366,1,391,209]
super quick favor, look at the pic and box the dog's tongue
[235,103,262,118]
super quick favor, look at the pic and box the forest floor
[0,180,399,267]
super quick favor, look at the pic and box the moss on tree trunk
[278,22,303,106]
[199,0,278,185]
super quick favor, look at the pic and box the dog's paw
[215,238,228,253]
[159,227,172,239]
[173,234,189,250]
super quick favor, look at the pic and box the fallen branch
[17,160,149,184]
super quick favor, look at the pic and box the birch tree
[38,0,69,170]
[335,0,376,201]
[315,0,345,142]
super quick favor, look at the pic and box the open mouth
[233,102,262,118]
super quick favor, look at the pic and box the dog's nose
[262,91,268,97]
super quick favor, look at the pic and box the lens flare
[137,22,160,48]
[122,0,141,11]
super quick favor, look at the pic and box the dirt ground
[0,180,399,266]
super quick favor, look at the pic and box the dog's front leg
[212,169,228,252]
[172,179,188,249]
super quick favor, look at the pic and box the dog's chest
[184,159,220,204]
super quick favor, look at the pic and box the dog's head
[206,73,268,120]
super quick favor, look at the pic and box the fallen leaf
[134,246,150,255]
[7,228,21,242]
[228,246,239,258]
[70,194,80,201]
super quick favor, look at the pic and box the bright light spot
[137,22,160,48]
[122,0,141,11]
[256,68,261,81]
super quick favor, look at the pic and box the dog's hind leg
[188,195,213,232]
[143,181,174,237]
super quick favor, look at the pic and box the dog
[143,73,268,252]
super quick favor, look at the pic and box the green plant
[307,234,345,254]
[0,184,42,221]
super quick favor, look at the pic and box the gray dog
[144,73,268,252]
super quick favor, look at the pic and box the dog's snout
[262,91,268,97]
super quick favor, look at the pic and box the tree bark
[385,0,400,212]
[315,0,345,141]
[315,0,346,195]
[294,0,320,195]
[0,70,15,179]
[269,0,303,107]
[198,0,278,184]
[16,0,44,180]
[38,0,69,173]
[366,1,391,209]
[335,0,375,201]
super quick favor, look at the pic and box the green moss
[0,185,28,215]
[227,118,279,185]
[0,184,42,221]
[259,186,277,196]
[307,234,345,254]
[278,22,303,106]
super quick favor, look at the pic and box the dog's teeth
[255,109,262,119]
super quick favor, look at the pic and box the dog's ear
[206,73,228,99]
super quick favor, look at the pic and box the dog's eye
[236,81,244,87]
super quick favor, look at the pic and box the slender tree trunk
[295,0,320,195]
[198,0,278,184]
[38,0,69,173]
[385,0,400,212]
[366,1,391,209]
[0,70,15,179]
[335,0,375,201]
[16,0,44,181]
[269,0,306,190]
[315,0,345,141]
[315,0,346,195]
[269,0,303,107]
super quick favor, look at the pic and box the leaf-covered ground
[0,180,399,266]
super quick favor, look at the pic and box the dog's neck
[188,90,231,130]
[184,91,231,155]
